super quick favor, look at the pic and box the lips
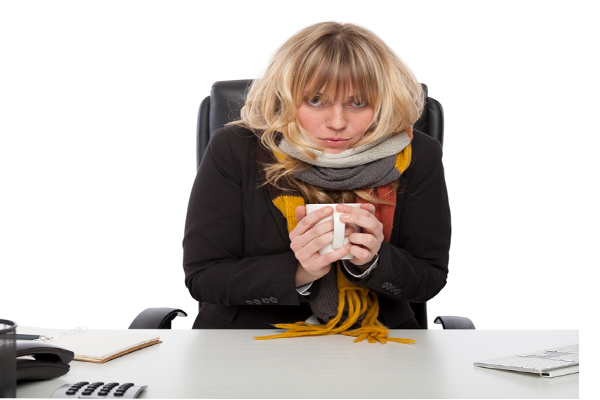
[320,138,349,147]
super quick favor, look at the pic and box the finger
[348,231,376,247]
[291,206,333,237]
[348,232,380,254]
[347,244,375,265]
[320,243,353,265]
[295,205,307,222]
[338,205,379,233]
[298,240,351,274]
[291,221,334,255]
[340,211,383,237]
[359,203,376,215]
[336,203,374,216]
[296,224,354,268]
[299,217,354,253]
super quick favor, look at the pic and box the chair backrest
[196,79,445,329]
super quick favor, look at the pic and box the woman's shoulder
[404,129,445,178]
[206,125,262,165]
[410,129,443,163]
[210,124,258,148]
[411,129,442,153]
[201,125,260,177]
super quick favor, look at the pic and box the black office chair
[129,80,474,330]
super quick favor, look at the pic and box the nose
[326,104,347,131]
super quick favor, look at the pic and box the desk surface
[17,329,578,399]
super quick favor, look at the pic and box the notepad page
[17,326,160,361]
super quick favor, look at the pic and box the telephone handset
[16,340,74,381]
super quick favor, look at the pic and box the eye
[349,98,368,108]
[306,95,322,106]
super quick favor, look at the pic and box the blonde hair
[234,22,424,203]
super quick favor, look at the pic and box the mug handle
[332,210,346,250]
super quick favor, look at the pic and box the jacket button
[381,282,390,289]
[389,284,397,292]
[261,298,270,304]
[394,288,401,295]
[253,299,262,305]
[245,300,254,305]
[269,296,278,304]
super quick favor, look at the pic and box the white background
[1,1,597,336]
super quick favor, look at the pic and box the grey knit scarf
[278,132,411,190]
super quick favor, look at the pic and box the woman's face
[297,89,375,154]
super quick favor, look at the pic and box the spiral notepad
[17,326,161,363]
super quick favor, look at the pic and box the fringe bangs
[293,38,380,109]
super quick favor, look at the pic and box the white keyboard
[474,344,579,378]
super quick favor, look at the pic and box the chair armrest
[434,316,475,329]
[129,308,187,329]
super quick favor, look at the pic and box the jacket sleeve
[342,133,451,303]
[182,128,306,307]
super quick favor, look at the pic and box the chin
[323,148,347,154]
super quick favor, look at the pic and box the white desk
[17,329,578,398]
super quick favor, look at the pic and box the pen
[16,334,41,340]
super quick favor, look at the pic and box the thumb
[295,205,307,223]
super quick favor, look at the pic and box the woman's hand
[338,203,384,267]
[290,205,352,286]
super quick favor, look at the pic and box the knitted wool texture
[293,155,401,190]
[255,139,416,344]
[278,130,412,168]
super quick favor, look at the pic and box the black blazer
[183,126,451,329]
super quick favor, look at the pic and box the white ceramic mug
[305,203,361,260]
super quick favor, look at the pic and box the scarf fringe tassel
[255,285,415,345]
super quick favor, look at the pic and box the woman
[183,22,450,342]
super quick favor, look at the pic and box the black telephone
[16,340,74,381]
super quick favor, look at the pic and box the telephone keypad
[51,381,147,398]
